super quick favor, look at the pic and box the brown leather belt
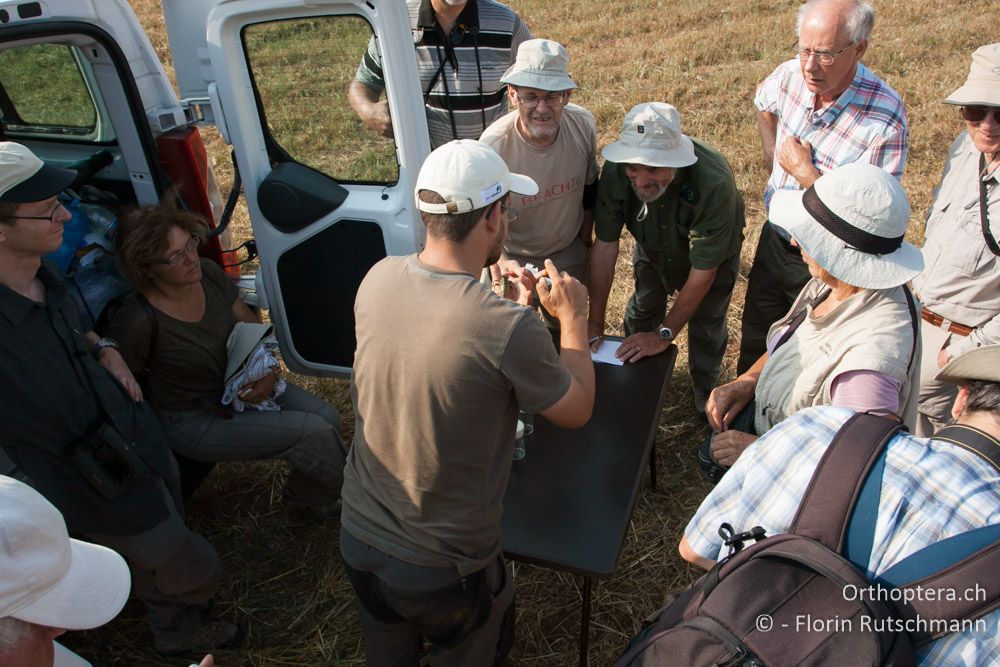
[920,307,974,337]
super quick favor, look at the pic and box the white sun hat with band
[769,161,923,289]
[415,139,537,214]
[601,102,697,169]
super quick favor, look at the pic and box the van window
[243,16,399,185]
[0,44,97,136]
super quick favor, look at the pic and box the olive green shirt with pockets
[594,139,745,288]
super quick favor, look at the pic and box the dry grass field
[58,1,995,665]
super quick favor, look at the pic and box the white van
[0,0,431,375]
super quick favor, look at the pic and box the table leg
[579,576,592,667]
[648,445,657,490]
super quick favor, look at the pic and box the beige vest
[755,279,919,434]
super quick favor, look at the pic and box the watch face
[659,327,673,341]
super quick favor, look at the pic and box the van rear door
[163,0,430,374]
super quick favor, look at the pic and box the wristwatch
[658,326,674,341]
[91,337,119,360]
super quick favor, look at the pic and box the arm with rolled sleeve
[861,123,909,180]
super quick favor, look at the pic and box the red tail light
[156,127,242,279]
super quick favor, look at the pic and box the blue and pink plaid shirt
[684,406,1000,666]
[756,59,908,219]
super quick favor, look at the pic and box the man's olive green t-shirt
[341,255,571,575]
[594,138,745,288]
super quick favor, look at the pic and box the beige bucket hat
[944,43,1000,107]
[601,103,697,168]
[501,39,576,92]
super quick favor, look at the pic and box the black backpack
[617,413,1000,667]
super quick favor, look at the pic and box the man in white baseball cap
[480,39,599,306]
[341,139,594,665]
[913,43,1000,436]
[588,102,745,413]
[0,475,130,666]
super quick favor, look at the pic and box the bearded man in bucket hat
[588,102,745,413]
[912,43,1000,437]
[480,39,599,298]
[704,161,923,472]
[340,140,594,666]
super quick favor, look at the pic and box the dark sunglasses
[960,105,1000,123]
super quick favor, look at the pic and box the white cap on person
[415,140,537,214]
[0,476,131,630]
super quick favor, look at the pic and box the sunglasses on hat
[960,106,1000,123]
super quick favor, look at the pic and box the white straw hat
[415,140,537,214]
[935,344,1000,384]
[944,43,1000,107]
[0,477,131,631]
[601,103,697,169]
[769,162,923,289]
[501,39,576,92]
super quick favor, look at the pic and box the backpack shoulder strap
[901,285,919,373]
[933,424,1000,473]
[877,525,1000,645]
[790,412,903,552]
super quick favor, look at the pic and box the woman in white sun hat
[912,43,1000,437]
[702,161,924,476]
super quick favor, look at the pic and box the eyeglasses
[960,106,1000,124]
[794,41,855,66]
[514,91,567,109]
[151,235,199,266]
[15,202,65,223]
[500,201,519,222]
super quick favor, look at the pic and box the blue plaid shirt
[684,406,1000,665]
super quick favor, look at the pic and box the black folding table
[501,341,677,666]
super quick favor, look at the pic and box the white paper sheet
[591,339,624,366]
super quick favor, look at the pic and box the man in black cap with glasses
[0,141,243,656]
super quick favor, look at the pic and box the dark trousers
[340,527,515,667]
[625,247,739,407]
[738,222,811,374]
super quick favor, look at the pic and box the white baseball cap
[0,476,131,630]
[0,142,76,203]
[769,162,923,289]
[601,103,697,169]
[501,39,577,92]
[415,140,537,214]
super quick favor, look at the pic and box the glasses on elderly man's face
[793,41,855,66]
[960,106,1000,124]
[514,91,567,109]
[150,235,199,266]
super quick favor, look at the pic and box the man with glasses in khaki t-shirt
[340,140,594,666]
[480,39,599,289]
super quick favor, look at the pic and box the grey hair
[964,380,1000,420]
[797,0,875,43]
[0,617,31,651]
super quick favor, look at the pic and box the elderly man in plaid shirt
[737,0,908,373]
[681,344,1000,665]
